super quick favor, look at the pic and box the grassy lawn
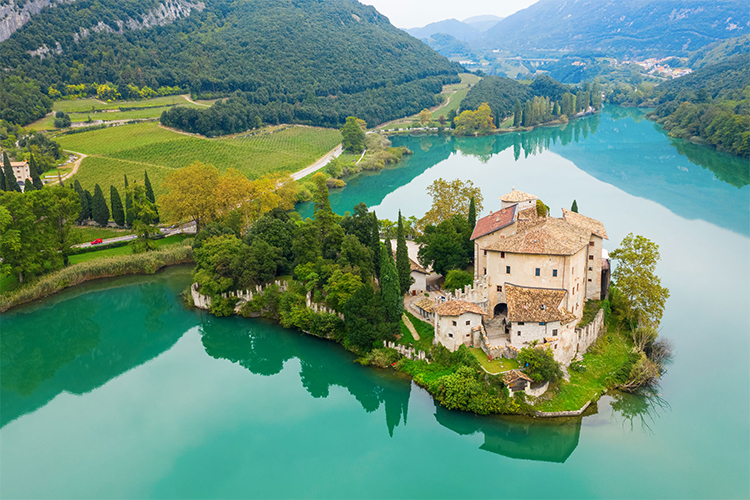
[57,122,342,203]
[470,347,519,374]
[52,95,197,113]
[68,234,190,264]
[534,325,632,412]
[71,226,132,243]
[399,311,435,352]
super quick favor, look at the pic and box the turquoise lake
[1,107,748,498]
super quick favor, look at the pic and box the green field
[71,226,132,243]
[58,122,342,202]
[30,96,206,130]
[68,234,190,264]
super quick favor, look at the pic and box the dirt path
[49,151,88,185]
[181,94,210,107]
[402,313,420,341]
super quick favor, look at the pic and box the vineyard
[58,122,342,202]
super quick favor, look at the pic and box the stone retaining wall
[383,341,429,362]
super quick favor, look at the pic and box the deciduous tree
[420,178,483,231]
[341,116,366,153]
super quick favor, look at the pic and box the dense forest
[459,75,600,127]
[646,54,750,157]
[0,0,460,129]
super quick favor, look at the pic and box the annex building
[429,189,610,366]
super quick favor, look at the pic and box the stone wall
[383,341,428,362]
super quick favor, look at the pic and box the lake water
[2,107,749,498]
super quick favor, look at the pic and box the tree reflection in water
[610,387,671,434]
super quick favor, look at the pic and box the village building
[10,161,31,191]
[433,300,485,352]
[428,188,610,367]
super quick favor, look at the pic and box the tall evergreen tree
[0,167,5,191]
[91,184,110,226]
[124,175,134,227]
[3,152,21,192]
[379,242,402,324]
[29,154,44,190]
[571,200,579,213]
[468,197,476,229]
[111,185,125,226]
[513,99,523,127]
[144,171,159,224]
[23,178,35,191]
[371,211,381,280]
[76,189,90,223]
[396,211,414,295]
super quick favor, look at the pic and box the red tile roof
[434,300,486,316]
[470,205,517,240]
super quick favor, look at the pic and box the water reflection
[610,388,671,434]
[434,405,585,463]
[0,273,193,428]
[298,107,748,236]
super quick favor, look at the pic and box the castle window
[589,267,593,271]
[539,322,546,326]
[483,268,486,275]
[589,241,594,247]
[589,255,594,260]
[506,266,511,274]
[501,252,505,258]
[466,320,471,325]
[449,333,453,338]
[452,321,457,326]
[518,322,524,326]
[553,269,558,277]
[552,329,558,336]
[588,278,592,282]
[572,267,575,274]
[483,250,487,256]
[497,285,502,292]
[517,332,521,336]
[535,268,540,276]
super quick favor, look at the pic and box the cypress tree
[513,100,523,127]
[144,171,159,224]
[111,185,125,226]
[24,178,35,191]
[92,184,110,226]
[0,167,5,191]
[370,211,381,280]
[124,175,134,227]
[144,171,155,203]
[380,242,403,324]
[571,200,578,213]
[468,197,476,229]
[3,152,20,192]
[85,190,93,218]
[77,189,90,223]
[396,211,414,296]
[29,154,44,190]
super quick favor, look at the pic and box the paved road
[72,225,195,248]
[291,144,343,180]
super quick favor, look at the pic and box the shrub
[517,345,563,382]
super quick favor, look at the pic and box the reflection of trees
[1,297,101,396]
[199,317,411,436]
[434,404,585,463]
[670,139,750,188]
[1,272,193,428]
[610,388,671,434]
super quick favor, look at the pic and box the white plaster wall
[410,272,427,294]
[508,320,563,348]
[435,312,483,351]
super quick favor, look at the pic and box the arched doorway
[493,303,508,317]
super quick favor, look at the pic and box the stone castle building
[431,189,610,366]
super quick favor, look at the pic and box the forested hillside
[0,0,460,130]
[647,54,750,157]
[481,0,749,57]
[459,75,596,128]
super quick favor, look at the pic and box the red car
[90,238,103,245]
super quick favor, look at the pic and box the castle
[428,189,610,366]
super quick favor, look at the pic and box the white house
[433,300,485,351]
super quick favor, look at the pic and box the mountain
[688,34,750,69]
[0,0,460,128]
[407,14,502,42]
[481,0,750,57]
